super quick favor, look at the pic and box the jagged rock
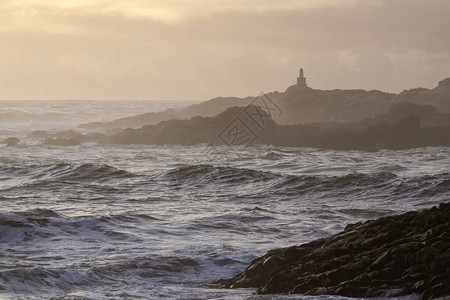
[219,203,450,299]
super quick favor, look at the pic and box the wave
[269,172,450,205]
[163,164,279,184]
[259,150,285,160]
[336,207,395,219]
[0,212,60,243]
[0,163,139,194]
[99,212,162,224]
[0,210,160,244]
[395,173,450,198]
[0,254,232,296]
[34,163,138,182]
[15,208,61,218]
[161,165,450,204]
[0,266,92,294]
[272,172,398,192]
[0,162,138,183]
[91,255,200,279]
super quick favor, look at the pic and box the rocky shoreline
[218,203,450,299]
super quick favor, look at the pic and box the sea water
[0,101,448,299]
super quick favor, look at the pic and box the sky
[0,0,449,100]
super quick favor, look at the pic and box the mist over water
[0,101,449,299]
[0,100,192,142]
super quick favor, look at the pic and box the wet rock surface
[219,203,450,299]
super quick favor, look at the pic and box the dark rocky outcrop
[108,102,450,150]
[109,105,274,146]
[219,203,450,299]
[37,101,450,150]
[3,137,20,147]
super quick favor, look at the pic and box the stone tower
[297,68,307,88]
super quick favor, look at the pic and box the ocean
[0,101,449,299]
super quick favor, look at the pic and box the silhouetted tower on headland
[297,68,307,88]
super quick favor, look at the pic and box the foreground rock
[219,203,450,299]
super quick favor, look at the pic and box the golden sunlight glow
[0,0,448,100]
[2,0,358,24]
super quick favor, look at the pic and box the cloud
[0,0,449,99]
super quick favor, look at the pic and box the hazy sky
[1,0,449,100]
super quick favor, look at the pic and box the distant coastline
[5,76,450,151]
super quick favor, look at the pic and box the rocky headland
[218,202,450,299]
[78,77,450,130]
